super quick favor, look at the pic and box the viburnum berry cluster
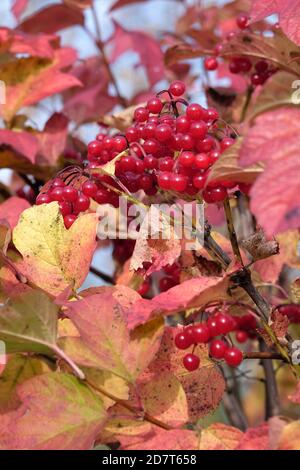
[35,80,248,228]
[175,311,259,371]
[204,14,278,87]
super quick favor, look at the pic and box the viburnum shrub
[0,0,300,452]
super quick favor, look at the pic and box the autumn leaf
[13,202,98,295]
[0,196,30,229]
[35,112,69,166]
[288,382,300,404]
[1,372,106,450]
[249,0,300,46]
[99,103,143,131]
[12,0,28,19]
[126,272,234,329]
[62,286,163,381]
[0,354,51,413]
[199,423,243,450]
[277,421,300,450]
[240,107,300,236]
[119,427,199,450]
[19,4,84,34]
[0,129,38,164]
[207,139,263,185]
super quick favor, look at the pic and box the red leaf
[249,0,300,45]
[0,129,38,164]
[0,28,55,58]
[0,197,30,229]
[109,21,164,86]
[240,107,300,235]
[12,0,28,19]
[288,382,300,404]
[36,113,69,165]
[110,0,146,11]
[19,5,84,34]
[119,428,198,450]
[126,274,231,329]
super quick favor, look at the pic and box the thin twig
[223,198,243,265]
[89,266,115,285]
[259,339,281,419]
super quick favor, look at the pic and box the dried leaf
[241,228,279,261]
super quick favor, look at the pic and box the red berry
[138,174,153,191]
[194,153,211,170]
[236,57,252,73]
[73,193,90,213]
[183,353,200,371]
[179,151,195,167]
[169,173,188,192]
[159,276,177,291]
[251,73,265,86]
[180,134,194,150]
[64,214,77,229]
[209,339,228,359]
[138,279,151,296]
[176,115,190,133]
[193,173,207,190]
[62,186,78,203]
[278,304,300,323]
[255,60,268,73]
[236,14,249,30]
[224,347,243,367]
[189,120,207,139]
[82,180,98,198]
[229,59,241,74]
[186,103,207,121]
[144,139,159,154]
[169,80,185,97]
[206,107,219,121]
[113,135,127,152]
[220,137,235,151]
[175,331,191,350]
[196,136,215,152]
[158,172,171,190]
[207,316,221,337]
[144,154,158,169]
[36,193,51,205]
[134,107,149,122]
[204,56,218,71]
[49,187,64,202]
[147,97,163,114]
[155,124,173,142]
[192,323,210,343]
[159,157,174,172]
[88,140,102,158]
[215,313,234,335]
[125,127,139,142]
[119,155,136,173]
[95,188,109,204]
[235,330,249,344]
[202,186,227,204]
[59,201,72,216]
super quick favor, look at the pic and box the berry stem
[85,378,172,430]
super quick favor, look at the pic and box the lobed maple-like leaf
[13,202,98,295]
[240,107,300,236]
[1,372,106,450]
[0,197,30,229]
[19,4,84,34]
[1,47,82,122]
[249,0,300,46]
[62,286,164,381]
[35,112,69,166]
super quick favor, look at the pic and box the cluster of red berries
[175,311,258,372]
[204,14,277,87]
[138,261,181,297]
[88,80,239,203]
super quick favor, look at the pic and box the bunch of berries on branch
[36,80,248,229]
[175,311,259,372]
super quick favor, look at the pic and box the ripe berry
[235,330,249,344]
[186,103,206,121]
[194,153,211,170]
[193,173,207,190]
[158,172,171,190]
[210,339,228,359]
[175,331,191,350]
[278,304,300,323]
[181,134,194,150]
[64,214,77,229]
[119,155,136,173]
[183,353,200,371]
[192,323,210,343]
[189,120,207,139]
[49,187,64,202]
[88,140,102,158]
[179,151,195,167]
[220,137,235,151]
[236,14,249,29]
[169,80,185,97]
[159,157,174,171]
[155,124,172,142]
[159,276,177,291]
[138,279,151,296]
[215,313,234,335]
[74,193,90,213]
[113,135,127,152]
[144,139,159,154]
[224,347,243,367]
[62,186,78,203]
[36,193,51,205]
[144,154,158,169]
[207,316,220,337]
[52,178,65,188]
[204,56,218,71]
[58,201,72,216]
[125,127,139,142]
[202,186,227,204]
[138,174,153,191]
[82,180,98,198]
[206,107,219,121]
[251,73,265,86]
[134,107,149,122]
[147,97,163,114]
[169,174,188,192]
[176,115,190,133]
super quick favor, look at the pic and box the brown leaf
[241,228,279,261]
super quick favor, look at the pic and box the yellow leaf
[13,202,98,295]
